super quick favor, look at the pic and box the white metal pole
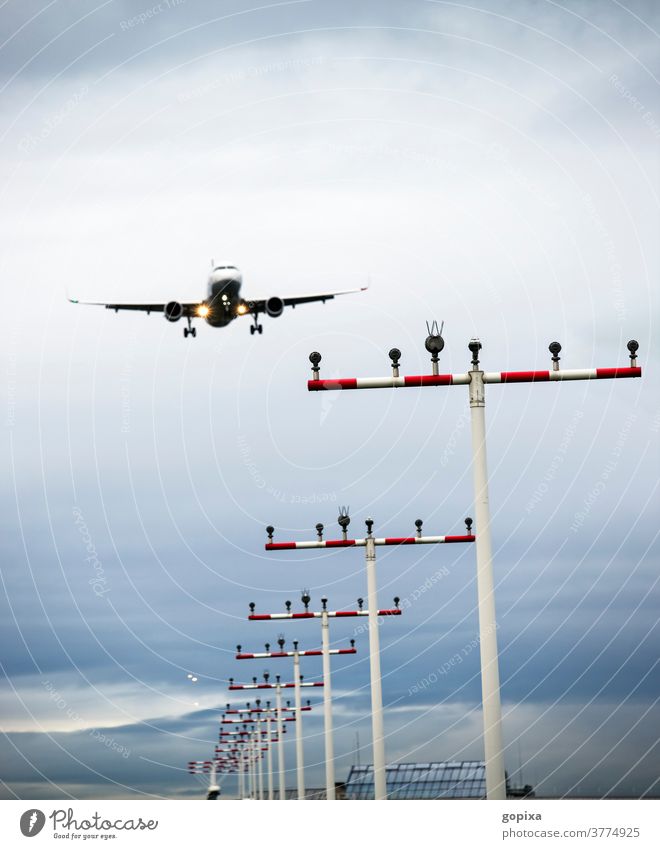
[321,605,336,800]
[257,725,264,801]
[469,361,506,800]
[253,735,258,800]
[246,739,251,799]
[238,751,245,799]
[267,713,274,800]
[276,681,286,799]
[209,760,219,797]
[294,648,305,799]
[257,734,264,800]
[365,527,386,799]
[249,732,255,799]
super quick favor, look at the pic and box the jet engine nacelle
[265,296,284,318]
[164,301,184,322]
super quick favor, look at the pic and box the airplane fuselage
[204,265,243,327]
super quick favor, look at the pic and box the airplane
[69,264,367,338]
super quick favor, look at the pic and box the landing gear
[184,317,197,338]
[250,315,263,335]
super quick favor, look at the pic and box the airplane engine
[164,301,184,322]
[265,296,284,317]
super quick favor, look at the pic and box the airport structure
[185,332,641,801]
[235,637,356,799]
[343,761,534,800]
[247,592,402,799]
[264,518,474,799]
[304,331,641,799]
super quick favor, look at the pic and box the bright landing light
[236,303,248,315]
[197,305,210,318]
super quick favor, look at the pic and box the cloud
[1,0,658,799]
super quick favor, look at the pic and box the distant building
[344,761,534,800]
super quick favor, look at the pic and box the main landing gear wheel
[184,318,197,338]
[250,323,263,335]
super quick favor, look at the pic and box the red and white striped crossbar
[265,534,473,550]
[236,647,356,659]
[224,706,310,714]
[308,366,641,392]
[249,608,401,619]
[217,735,280,742]
[229,747,268,752]
[222,716,298,724]
[218,720,276,745]
[218,728,275,746]
[229,681,323,690]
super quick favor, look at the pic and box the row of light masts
[208,508,474,801]
[234,631,355,800]
[261,512,475,799]
[246,589,408,799]
[187,333,640,801]
[221,503,427,804]
[300,332,641,799]
[227,676,309,800]
[189,692,299,800]
[220,700,286,800]
[216,696,311,800]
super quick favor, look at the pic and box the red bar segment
[325,539,357,547]
[383,536,417,545]
[596,367,642,379]
[500,370,550,383]
[444,534,476,543]
[403,374,453,386]
[265,542,297,550]
[308,378,358,391]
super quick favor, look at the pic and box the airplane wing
[245,286,368,314]
[68,298,202,315]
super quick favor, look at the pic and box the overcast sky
[1,0,658,800]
